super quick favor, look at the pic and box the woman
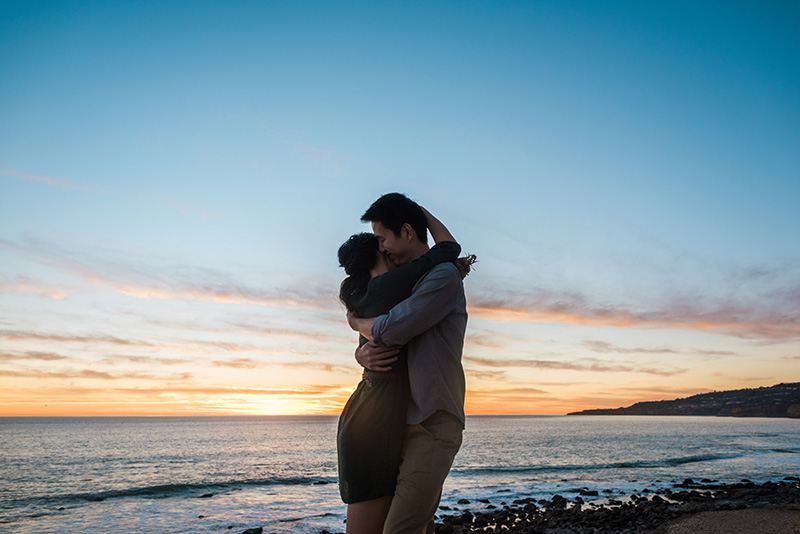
[337,208,461,534]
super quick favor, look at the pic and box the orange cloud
[102,355,194,366]
[0,368,191,380]
[213,358,261,369]
[0,277,73,299]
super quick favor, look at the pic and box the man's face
[371,221,412,266]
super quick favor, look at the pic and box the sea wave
[1,475,338,509]
[452,452,744,476]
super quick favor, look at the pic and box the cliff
[568,382,800,418]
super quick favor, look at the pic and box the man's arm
[371,264,461,347]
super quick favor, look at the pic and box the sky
[1,0,798,416]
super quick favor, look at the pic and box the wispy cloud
[0,368,192,380]
[465,356,686,376]
[465,333,501,349]
[213,357,261,369]
[0,167,94,192]
[279,360,355,374]
[0,350,70,362]
[0,329,163,349]
[468,286,800,341]
[256,120,347,175]
[583,340,737,357]
[112,384,345,397]
[465,368,508,380]
[0,238,336,309]
[583,340,681,354]
[211,357,355,374]
[102,355,194,366]
[0,328,331,359]
[292,141,345,174]
[0,276,73,300]
[1,167,223,220]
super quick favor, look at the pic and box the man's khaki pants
[382,411,463,534]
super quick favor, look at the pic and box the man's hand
[355,341,400,372]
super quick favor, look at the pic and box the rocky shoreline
[428,477,800,534]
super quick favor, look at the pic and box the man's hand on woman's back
[355,341,400,372]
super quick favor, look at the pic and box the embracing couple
[336,193,474,534]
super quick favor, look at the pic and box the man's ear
[400,222,415,242]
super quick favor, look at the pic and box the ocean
[1,415,798,533]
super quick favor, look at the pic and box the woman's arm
[421,206,456,243]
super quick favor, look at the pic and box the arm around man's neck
[347,311,376,341]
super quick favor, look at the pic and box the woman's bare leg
[345,496,392,534]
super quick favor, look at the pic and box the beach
[429,478,800,534]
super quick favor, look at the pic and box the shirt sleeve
[371,263,462,347]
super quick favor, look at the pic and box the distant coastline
[568,382,800,418]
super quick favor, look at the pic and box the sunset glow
[1,1,798,416]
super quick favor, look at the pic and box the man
[347,192,468,534]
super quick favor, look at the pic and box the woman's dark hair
[338,233,379,312]
[360,192,428,243]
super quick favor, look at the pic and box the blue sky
[1,1,798,414]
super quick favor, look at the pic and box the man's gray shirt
[371,262,467,426]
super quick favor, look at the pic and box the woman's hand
[420,206,456,244]
[347,310,376,340]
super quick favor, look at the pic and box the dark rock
[200,493,214,498]
[241,528,262,534]
[313,480,329,485]
[198,515,205,518]
[579,490,599,497]
[90,497,104,502]
[457,498,470,504]
[548,495,568,509]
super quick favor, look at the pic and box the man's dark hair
[361,192,428,243]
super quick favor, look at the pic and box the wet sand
[653,505,800,534]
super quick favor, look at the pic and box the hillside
[568,382,800,418]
